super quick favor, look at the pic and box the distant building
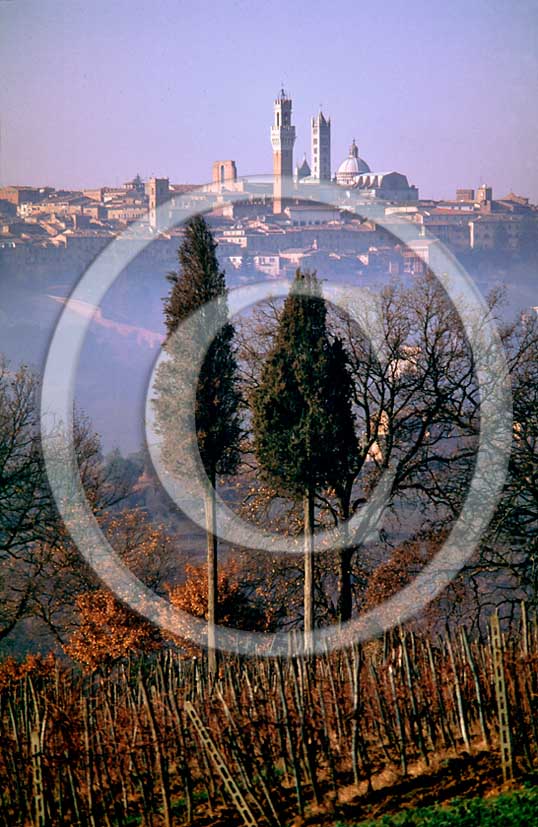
[285,204,339,226]
[468,214,531,251]
[412,209,471,251]
[212,160,237,188]
[311,110,331,181]
[124,174,145,193]
[476,184,493,204]
[400,238,443,274]
[0,186,41,206]
[295,154,311,181]
[456,188,475,202]
[105,204,147,223]
[270,89,296,214]
[352,171,418,203]
[84,188,105,202]
[147,177,170,230]
[253,254,281,277]
[335,140,370,186]
[501,192,530,207]
[335,139,418,202]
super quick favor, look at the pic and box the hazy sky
[1,0,537,200]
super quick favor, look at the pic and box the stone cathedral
[270,89,418,209]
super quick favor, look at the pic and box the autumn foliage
[64,589,161,671]
[168,560,269,632]
[0,653,56,691]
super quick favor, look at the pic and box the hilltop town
[1,92,537,299]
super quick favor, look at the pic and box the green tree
[153,215,241,671]
[251,269,357,650]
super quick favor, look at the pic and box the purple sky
[1,0,537,201]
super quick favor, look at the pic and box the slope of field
[340,782,538,826]
[1,618,537,826]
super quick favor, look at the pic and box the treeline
[1,616,537,826]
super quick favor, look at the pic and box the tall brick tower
[212,160,237,188]
[270,88,296,214]
[148,177,169,230]
[311,110,331,181]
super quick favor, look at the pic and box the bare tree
[237,272,486,625]
[462,311,538,623]
[0,359,131,645]
[0,361,57,641]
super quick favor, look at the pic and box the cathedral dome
[336,139,370,184]
[337,156,371,175]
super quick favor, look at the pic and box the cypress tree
[251,269,357,650]
[153,215,241,671]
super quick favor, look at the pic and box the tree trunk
[304,488,315,655]
[204,478,218,675]
[338,545,354,625]
[337,498,354,624]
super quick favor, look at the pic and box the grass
[337,783,538,826]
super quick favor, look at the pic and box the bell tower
[311,109,331,181]
[270,88,296,214]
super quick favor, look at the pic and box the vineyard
[1,612,538,827]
